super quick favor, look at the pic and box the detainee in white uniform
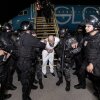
[41,35,60,78]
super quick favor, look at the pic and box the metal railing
[52,5,59,36]
[33,3,59,36]
[33,3,37,30]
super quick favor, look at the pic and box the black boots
[44,74,47,78]
[74,73,86,89]
[31,84,38,89]
[23,96,32,100]
[0,94,12,100]
[39,79,44,89]
[34,79,38,84]
[51,73,55,77]
[56,78,63,86]
[6,83,17,90]
[56,79,70,91]
[74,84,86,89]
[0,88,12,100]
[93,88,100,100]
[65,81,70,91]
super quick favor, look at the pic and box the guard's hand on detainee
[71,42,78,49]
[86,63,94,74]
[41,39,47,44]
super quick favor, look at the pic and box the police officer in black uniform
[1,23,17,90]
[0,50,12,100]
[73,25,85,75]
[17,21,45,100]
[30,31,44,89]
[55,28,80,91]
[32,48,44,89]
[74,15,100,99]
[0,23,14,99]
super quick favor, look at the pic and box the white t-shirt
[46,37,60,49]
[41,36,60,50]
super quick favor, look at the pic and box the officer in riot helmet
[29,30,44,89]
[56,27,73,58]
[73,24,85,75]
[74,15,100,99]
[2,23,13,33]
[20,21,34,31]
[1,23,13,40]
[32,47,44,89]
[0,22,17,91]
[58,28,66,37]
[0,49,12,100]
[17,21,46,100]
[58,27,71,38]
[85,15,100,31]
[55,27,80,91]
[0,23,15,99]
[56,28,68,58]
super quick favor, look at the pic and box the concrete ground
[8,68,98,100]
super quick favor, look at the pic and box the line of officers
[0,15,100,100]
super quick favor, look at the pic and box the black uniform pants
[77,66,87,86]
[89,74,100,95]
[5,56,16,84]
[74,52,82,73]
[32,58,42,83]
[0,65,8,100]
[56,62,71,82]
[17,58,35,100]
[36,61,42,80]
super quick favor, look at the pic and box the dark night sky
[0,0,100,24]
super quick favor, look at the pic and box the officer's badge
[84,41,88,46]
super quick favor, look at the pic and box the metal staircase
[33,4,59,66]
[36,16,58,39]
[33,3,59,38]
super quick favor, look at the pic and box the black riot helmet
[20,21,34,31]
[2,23,13,32]
[58,27,70,38]
[85,15,100,30]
